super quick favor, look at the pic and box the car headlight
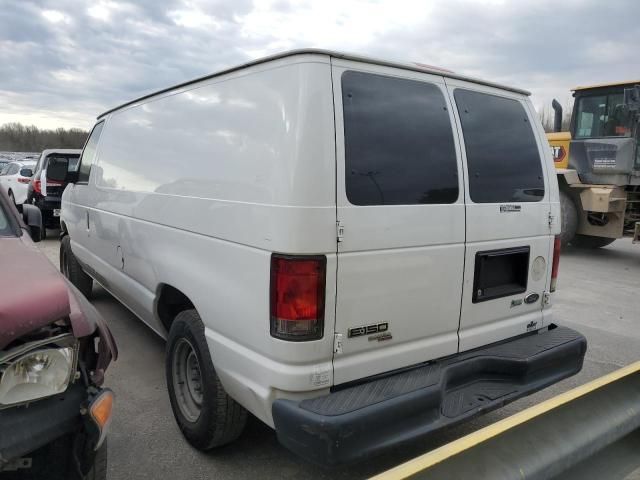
[0,347,75,407]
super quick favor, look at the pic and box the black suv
[27,149,81,230]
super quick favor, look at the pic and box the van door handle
[86,211,90,230]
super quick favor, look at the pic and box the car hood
[0,237,72,349]
[0,236,117,368]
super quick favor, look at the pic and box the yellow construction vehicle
[547,81,640,247]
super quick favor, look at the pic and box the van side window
[342,71,459,205]
[454,89,544,203]
[77,121,105,183]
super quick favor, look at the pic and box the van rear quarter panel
[85,56,338,423]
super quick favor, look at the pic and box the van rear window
[342,71,459,205]
[454,89,544,203]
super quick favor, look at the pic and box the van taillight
[270,254,326,341]
[33,179,41,194]
[550,236,561,292]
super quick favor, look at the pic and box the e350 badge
[348,322,392,342]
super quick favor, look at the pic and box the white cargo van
[60,49,586,465]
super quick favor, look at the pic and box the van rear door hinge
[337,220,344,243]
[548,211,555,229]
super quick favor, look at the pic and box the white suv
[0,161,36,206]
[60,50,586,465]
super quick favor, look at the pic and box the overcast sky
[0,0,637,130]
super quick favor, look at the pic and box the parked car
[0,160,37,207]
[26,149,81,230]
[0,189,117,479]
[59,49,587,465]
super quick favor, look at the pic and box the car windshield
[574,92,631,139]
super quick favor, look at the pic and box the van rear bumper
[272,325,587,466]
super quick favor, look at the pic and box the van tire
[60,235,93,299]
[571,235,616,249]
[559,190,578,246]
[166,309,247,450]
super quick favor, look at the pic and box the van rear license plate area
[473,246,530,303]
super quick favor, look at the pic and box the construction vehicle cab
[549,81,640,247]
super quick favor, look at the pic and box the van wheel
[559,190,578,246]
[60,235,93,299]
[166,309,247,450]
[571,235,616,249]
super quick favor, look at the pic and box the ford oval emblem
[524,293,540,304]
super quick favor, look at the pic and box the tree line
[0,122,88,152]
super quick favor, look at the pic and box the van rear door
[331,62,466,385]
[445,80,554,351]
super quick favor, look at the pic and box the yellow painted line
[371,360,640,480]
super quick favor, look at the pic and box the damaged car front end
[0,189,117,479]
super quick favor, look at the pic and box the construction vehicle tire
[571,235,616,249]
[559,190,578,246]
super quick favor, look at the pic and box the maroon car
[0,189,117,479]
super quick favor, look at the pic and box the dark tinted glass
[78,121,104,183]
[342,71,459,205]
[454,89,544,203]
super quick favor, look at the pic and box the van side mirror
[66,170,79,184]
[22,204,43,242]
[20,168,33,177]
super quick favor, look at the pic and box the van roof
[97,49,530,119]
